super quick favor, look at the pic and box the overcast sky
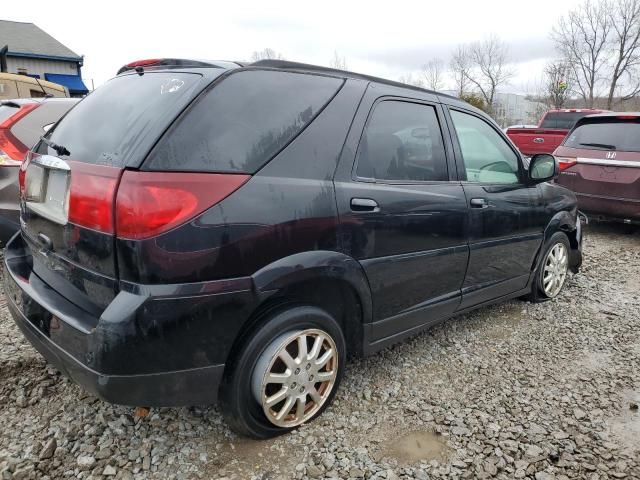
[3,0,585,93]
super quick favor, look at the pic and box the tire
[219,305,346,439]
[529,231,571,301]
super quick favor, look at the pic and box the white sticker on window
[161,79,185,94]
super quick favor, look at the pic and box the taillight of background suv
[0,101,40,165]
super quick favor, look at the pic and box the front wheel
[533,232,571,300]
[220,305,346,438]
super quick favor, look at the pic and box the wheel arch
[227,251,373,369]
[541,210,582,273]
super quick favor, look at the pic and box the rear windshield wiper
[39,136,70,157]
[579,142,616,150]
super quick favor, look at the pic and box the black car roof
[251,59,460,101]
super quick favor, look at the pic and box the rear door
[446,107,542,308]
[21,71,211,313]
[335,89,468,343]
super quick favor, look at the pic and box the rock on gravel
[0,224,639,479]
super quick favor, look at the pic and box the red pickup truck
[506,109,605,156]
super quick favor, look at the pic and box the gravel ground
[0,223,639,480]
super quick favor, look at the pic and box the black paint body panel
[5,66,583,407]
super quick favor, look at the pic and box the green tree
[460,93,487,111]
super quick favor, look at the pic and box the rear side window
[145,70,343,173]
[564,119,640,152]
[356,101,448,182]
[540,112,588,129]
[36,72,205,167]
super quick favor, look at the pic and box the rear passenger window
[146,70,343,173]
[356,101,448,182]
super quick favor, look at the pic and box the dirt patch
[202,436,296,478]
[377,430,451,465]
[607,389,640,456]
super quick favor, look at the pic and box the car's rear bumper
[577,193,640,224]
[3,233,259,407]
[8,302,224,406]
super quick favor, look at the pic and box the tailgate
[19,70,213,314]
[506,129,567,155]
[569,155,640,200]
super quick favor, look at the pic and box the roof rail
[250,59,458,100]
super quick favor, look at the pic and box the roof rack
[250,59,457,100]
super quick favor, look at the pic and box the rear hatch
[20,70,217,315]
[555,115,640,214]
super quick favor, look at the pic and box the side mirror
[528,154,557,183]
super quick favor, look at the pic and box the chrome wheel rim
[251,329,338,428]
[542,242,568,297]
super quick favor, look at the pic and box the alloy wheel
[542,242,569,297]
[251,329,338,428]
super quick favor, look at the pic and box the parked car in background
[0,97,78,241]
[0,72,70,100]
[4,58,582,439]
[506,109,605,156]
[554,113,640,225]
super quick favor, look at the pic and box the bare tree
[450,45,471,96]
[544,61,572,108]
[606,0,640,107]
[464,36,515,112]
[250,48,285,62]
[397,74,425,88]
[422,59,445,91]
[552,1,611,107]
[330,51,348,70]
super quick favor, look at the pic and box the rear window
[145,70,343,173]
[0,104,19,123]
[564,119,640,152]
[35,72,207,167]
[540,112,589,129]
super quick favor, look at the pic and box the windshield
[540,112,590,129]
[35,72,210,167]
[564,120,640,152]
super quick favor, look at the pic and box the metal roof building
[0,20,89,96]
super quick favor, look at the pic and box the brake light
[115,171,249,240]
[125,59,162,68]
[616,115,638,120]
[68,162,122,233]
[557,157,577,171]
[0,103,40,164]
[18,151,33,197]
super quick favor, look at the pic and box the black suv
[4,59,583,438]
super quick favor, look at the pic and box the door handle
[470,198,488,209]
[351,197,380,212]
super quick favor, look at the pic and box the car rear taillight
[557,157,577,171]
[68,162,122,233]
[115,171,249,240]
[0,103,40,165]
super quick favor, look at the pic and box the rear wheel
[220,305,346,438]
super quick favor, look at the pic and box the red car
[554,113,640,224]
[507,109,605,156]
